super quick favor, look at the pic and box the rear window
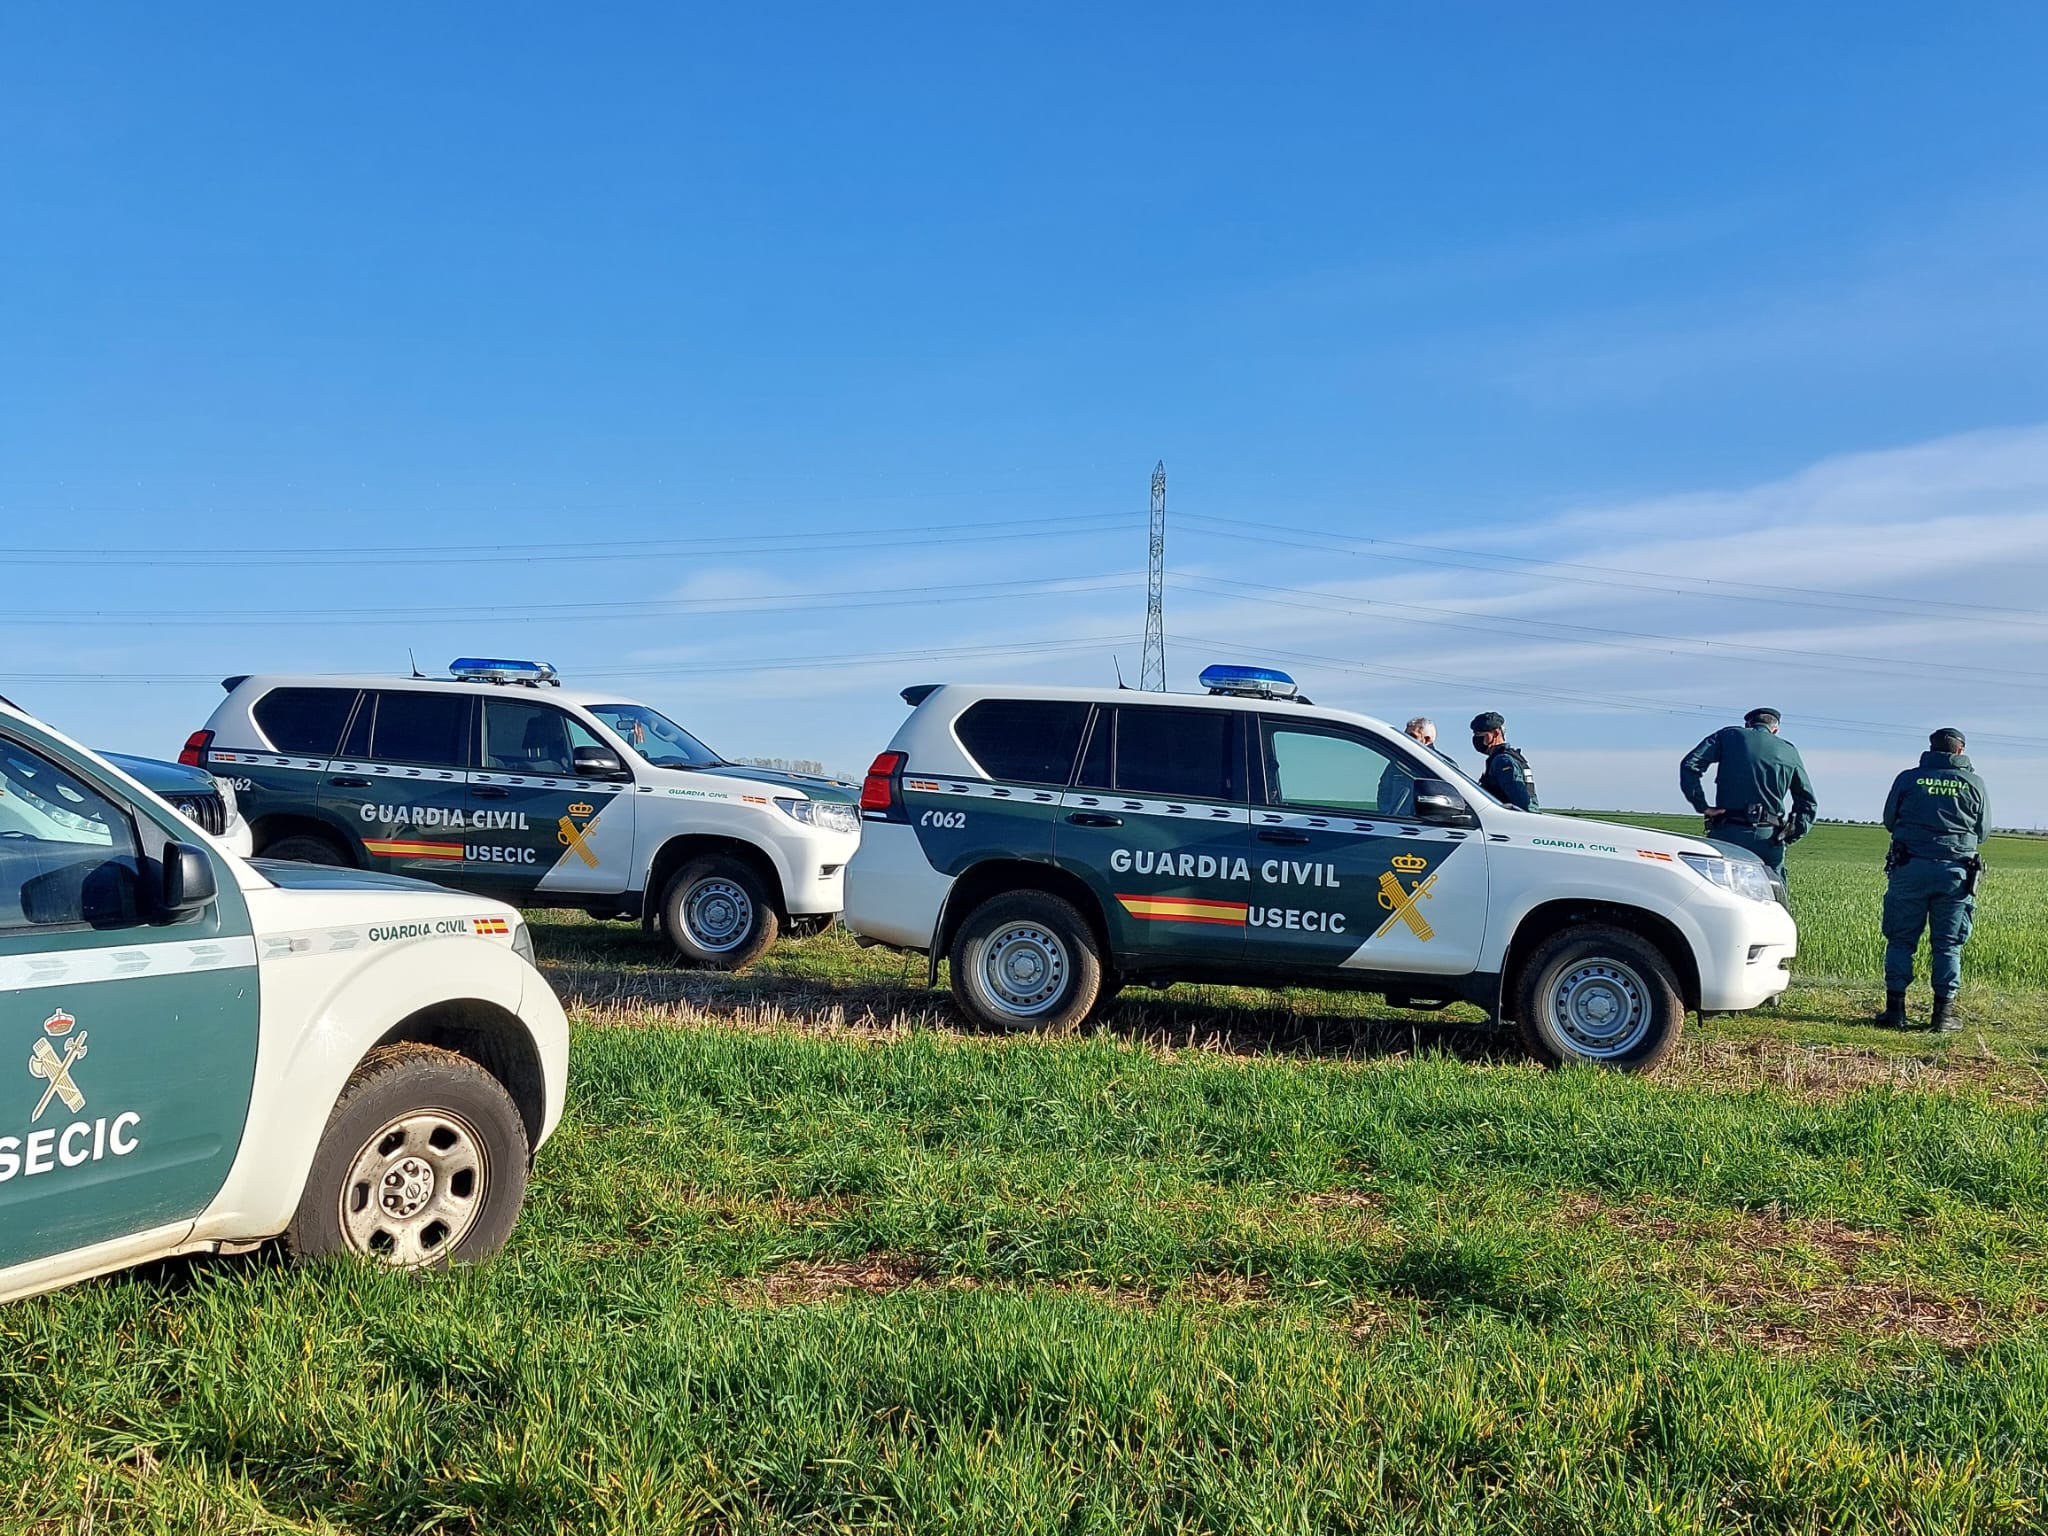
[1113,706,1239,802]
[252,687,360,757]
[366,691,473,768]
[953,699,1090,785]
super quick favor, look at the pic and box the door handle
[473,786,511,799]
[327,776,372,788]
[1257,829,1312,845]
[1066,812,1123,827]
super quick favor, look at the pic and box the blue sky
[5,5,2047,820]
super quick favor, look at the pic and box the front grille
[168,792,228,835]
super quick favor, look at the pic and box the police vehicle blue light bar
[1198,663,1298,700]
[450,657,560,686]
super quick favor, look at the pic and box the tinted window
[253,687,360,757]
[954,700,1090,785]
[482,699,575,775]
[367,691,472,768]
[1264,723,1412,814]
[1114,706,1238,801]
[0,738,143,930]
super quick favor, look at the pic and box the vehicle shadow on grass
[536,936,1518,1065]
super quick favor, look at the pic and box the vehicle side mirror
[163,841,218,916]
[573,746,628,780]
[1412,778,1479,828]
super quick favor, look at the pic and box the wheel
[284,1044,529,1267]
[1516,924,1684,1072]
[662,856,779,969]
[263,832,351,867]
[948,889,1103,1033]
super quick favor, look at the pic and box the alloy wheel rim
[339,1107,489,1266]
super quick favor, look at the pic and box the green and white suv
[2,698,568,1303]
[188,659,860,968]
[845,666,1797,1071]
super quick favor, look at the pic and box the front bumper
[1688,891,1799,1011]
[774,828,857,918]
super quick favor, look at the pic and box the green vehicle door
[0,724,259,1270]
[328,690,477,878]
[1055,705,1253,967]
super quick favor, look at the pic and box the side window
[482,700,576,776]
[1074,707,1112,789]
[0,739,144,931]
[953,700,1091,785]
[1263,722,1415,816]
[1113,707,1239,801]
[366,691,473,769]
[253,687,360,757]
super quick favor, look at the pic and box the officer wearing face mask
[1468,712,1537,811]
[1679,707,1817,877]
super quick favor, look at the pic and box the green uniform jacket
[1480,745,1537,811]
[1679,725,1818,838]
[1882,751,1988,861]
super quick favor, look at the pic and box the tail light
[178,729,214,768]
[860,751,906,817]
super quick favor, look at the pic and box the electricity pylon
[1141,460,1166,691]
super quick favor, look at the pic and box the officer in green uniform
[1875,728,1988,1033]
[1678,707,1817,876]
[1469,712,1537,811]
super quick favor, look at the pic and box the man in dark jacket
[1679,707,1818,875]
[1469,712,1537,811]
[1875,728,1989,1033]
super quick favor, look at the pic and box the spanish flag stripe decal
[364,839,464,860]
[1116,893,1250,926]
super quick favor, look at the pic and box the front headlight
[510,919,537,965]
[1678,851,1777,904]
[774,796,860,837]
[214,776,240,827]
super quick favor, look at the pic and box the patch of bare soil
[747,1252,932,1305]
[1700,1282,1988,1353]
[1671,1032,2042,1103]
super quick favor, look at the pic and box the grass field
[7,819,2048,1533]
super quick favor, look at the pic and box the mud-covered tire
[662,856,779,969]
[1516,924,1684,1072]
[284,1044,530,1268]
[262,832,351,867]
[949,889,1103,1034]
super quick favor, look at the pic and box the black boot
[1873,991,1909,1029]
[1932,994,1960,1034]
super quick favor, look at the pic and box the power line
[4,572,1145,628]
[1171,573,2048,688]
[0,633,1144,688]
[1177,512,2048,630]
[7,512,1134,567]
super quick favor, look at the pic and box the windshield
[586,704,723,770]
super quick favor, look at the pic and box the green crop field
[8,821,2048,1534]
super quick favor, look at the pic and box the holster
[1963,856,1983,897]
[1884,841,1909,875]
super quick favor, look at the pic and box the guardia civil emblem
[30,1009,88,1122]
[1374,853,1438,941]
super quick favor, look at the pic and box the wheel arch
[928,858,1110,987]
[644,834,788,925]
[1498,899,1701,1020]
[370,998,548,1152]
[250,810,360,865]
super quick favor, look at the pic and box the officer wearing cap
[1469,712,1538,811]
[1875,728,1989,1033]
[1678,708,1817,876]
